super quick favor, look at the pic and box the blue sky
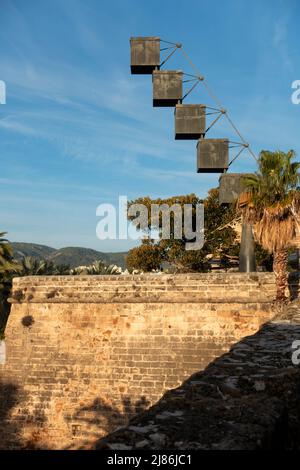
[0,0,299,251]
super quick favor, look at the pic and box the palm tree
[240,150,300,301]
[70,260,122,275]
[0,232,21,291]
[0,233,21,338]
[0,232,19,276]
[19,256,70,275]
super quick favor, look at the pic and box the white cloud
[272,14,293,72]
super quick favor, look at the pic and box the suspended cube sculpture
[175,104,206,140]
[152,70,183,107]
[130,37,160,74]
[218,173,251,205]
[197,138,229,173]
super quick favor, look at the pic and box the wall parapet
[9,273,280,304]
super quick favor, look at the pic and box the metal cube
[152,70,183,107]
[175,104,206,140]
[197,138,229,173]
[218,173,251,205]
[130,37,160,74]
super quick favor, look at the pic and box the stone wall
[0,273,281,449]
[98,301,300,450]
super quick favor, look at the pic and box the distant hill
[11,242,128,269]
[12,242,56,260]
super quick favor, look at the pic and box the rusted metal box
[218,173,251,205]
[130,37,160,74]
[175,104,206,139]
[152,70,183,107]
[197,138,229,173]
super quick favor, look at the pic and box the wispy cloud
[0,115,37,135]
[272,11,293,72]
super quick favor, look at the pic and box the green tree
[240,150,300,301]
[126,191,239,272]
[126,241,162,272]
[19,256,70,275]
[71,260,121,275]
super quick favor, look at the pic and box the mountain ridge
[11,242,128,269]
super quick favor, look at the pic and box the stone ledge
[12,272,277,284]
[9,273,281,304]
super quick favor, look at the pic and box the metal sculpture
[130,36,258,271]
[130,36,257,173]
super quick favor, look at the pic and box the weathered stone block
[219,173,252,205]
[152,70,183,107]
[130,37,160,74]
[175,104,206,139]
[197,138,229,173]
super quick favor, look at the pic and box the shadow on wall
[2,301,300,450]
[0,382,23,449]
[0,299,11,339]
[0,381,150,450]
[65,396,150,450]
[0,382,49,449]
[95,318,300,450]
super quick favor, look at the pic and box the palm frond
[239,150,300,253]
